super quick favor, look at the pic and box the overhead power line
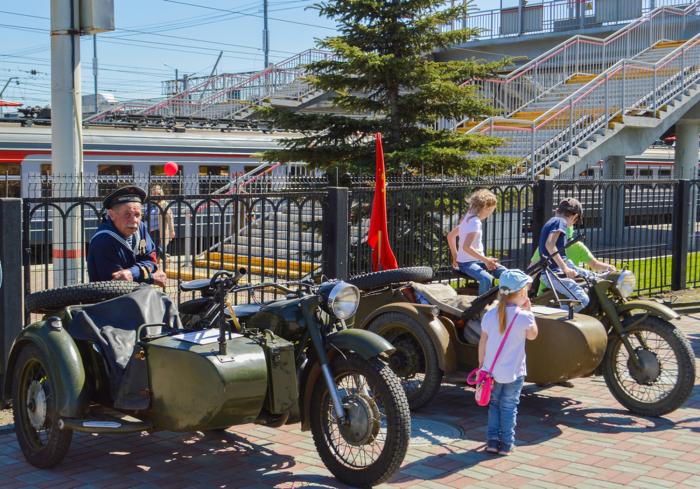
[163,0,335,31]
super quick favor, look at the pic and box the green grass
[612,251,700,295]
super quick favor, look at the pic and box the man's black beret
[103,185,147,209]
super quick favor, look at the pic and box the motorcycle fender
[358,302,453,373]
[326,328,395,360]
[298,329,395,432]
[2,321,88,417]
[617,300,680,321]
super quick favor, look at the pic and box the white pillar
[602,156,625,246]
[674,121,699,179]
[51,0,83,285]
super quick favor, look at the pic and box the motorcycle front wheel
[310,353,410,487]
[602,315,695,417]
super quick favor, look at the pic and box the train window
[98,164,134,197]
[149,165,182,195]
[639,169,653,178]
[625,169,635,177]
[658,169,672,178]
[199,165,230,194]
[0,163,20,198]
[40,164,52,197]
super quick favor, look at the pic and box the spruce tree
[260,0,512,176]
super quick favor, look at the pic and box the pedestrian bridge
[458,2,700,178]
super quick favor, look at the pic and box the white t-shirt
[481,305,536,384]
[457,214,483,263]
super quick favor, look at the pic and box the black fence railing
[15,176,700,316]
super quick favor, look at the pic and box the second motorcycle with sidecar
[347,238,696,417]
[3,269,411,488]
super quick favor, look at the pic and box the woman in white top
[447,189,506,295]
[479,269,538,455]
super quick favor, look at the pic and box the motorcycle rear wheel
[310,354,410,487]
[602,315,695,417]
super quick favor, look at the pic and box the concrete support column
[51,0,83,286]
[674,122,698,179]
[601,156,625,247]
[674,121,699,250]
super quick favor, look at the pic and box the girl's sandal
[486,441,499,454]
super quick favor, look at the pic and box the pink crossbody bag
[466,311,519,407]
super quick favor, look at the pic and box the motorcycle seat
[409,281,475,317]
[230,303,262,320]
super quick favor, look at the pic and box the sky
[0,0,505,107]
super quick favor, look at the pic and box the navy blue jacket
[87,219,158,283]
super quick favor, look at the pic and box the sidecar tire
[12,344,73,468]
[26,281,141,314]
[368,312,443,410]
[602,316,695,417]
[310,354,410,487]
[348,266,433,291]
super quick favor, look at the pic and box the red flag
[367,133,398,271]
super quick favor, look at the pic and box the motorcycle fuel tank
[145,333,268,432]
[526,308,608,384]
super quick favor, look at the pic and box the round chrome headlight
[616,270,636,299]
[326,281,360,320]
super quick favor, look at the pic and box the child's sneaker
[498,444,514,456]
[486,440,499,454]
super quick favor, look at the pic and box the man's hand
[112,269,134,282]
[484,257,498,271]
[152,270,168,287]
[452,257,458,269]
[562,266,577,279]
[604,263,617,273]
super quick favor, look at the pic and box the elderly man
[87,186,167,287]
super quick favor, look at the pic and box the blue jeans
[487,375,525,449]
[541,260,590,312]
[458,261,507,295]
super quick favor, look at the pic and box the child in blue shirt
[537,198,591,312]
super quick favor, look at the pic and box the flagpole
[377,230,382,272]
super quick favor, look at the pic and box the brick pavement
[1,315,699,489]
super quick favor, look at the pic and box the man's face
[108,202,142,237]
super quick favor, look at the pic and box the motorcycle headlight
[616,270,636,299]
[319,281,360,320]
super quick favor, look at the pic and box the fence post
[532,180,554,254]
[0,198,23,398]
[322,187,349,280]
[672,180,690,291]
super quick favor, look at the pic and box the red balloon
[164,161,179,176]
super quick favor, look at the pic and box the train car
[579,145,699,179]
[0,123,290,198]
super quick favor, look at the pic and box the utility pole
[93,34,98,114]
[0,77,19,98]
[263,0,269,68]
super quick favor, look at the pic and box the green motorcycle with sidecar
[2,270,411,488]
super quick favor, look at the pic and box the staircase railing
[188,49,333,120]
[460,1,699,125]
[472,34,700,176]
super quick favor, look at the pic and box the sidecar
[2,284,299,469]
[349,267,608,410]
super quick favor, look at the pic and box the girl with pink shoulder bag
[469,269,538,456]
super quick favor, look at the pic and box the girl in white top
[447,189,506,295]
[478,268,538,455]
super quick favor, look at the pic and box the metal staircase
[88,50,332,123]
[459,2,700,177]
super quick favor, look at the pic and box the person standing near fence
[447,189,506,295]
[87,186,167,287]
[148,184,175,260]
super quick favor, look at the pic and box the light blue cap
[498,269,533,294]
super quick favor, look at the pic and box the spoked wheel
[310,354,410,487]
[369,313,443,410]
[602,316,696,417]
[12,345,73,468]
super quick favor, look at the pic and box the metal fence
[16,176,700,314]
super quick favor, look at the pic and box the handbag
[466,311,519,407]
